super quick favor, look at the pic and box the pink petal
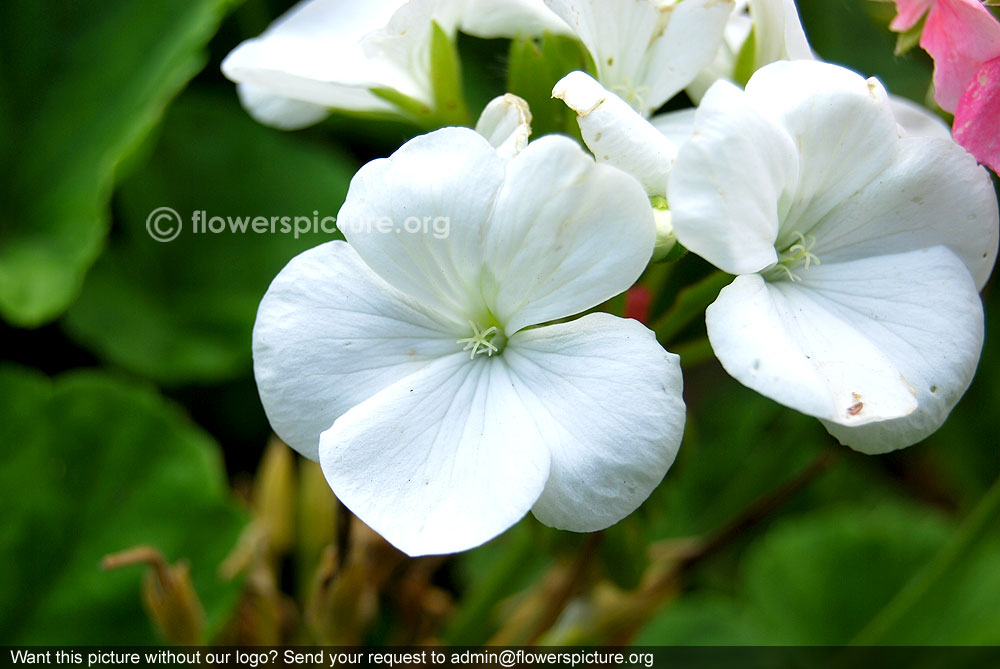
[922,0,1000,112]
[891,0,934,31]
[954,56,1000,174]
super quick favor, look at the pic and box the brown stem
[523,531,603,646]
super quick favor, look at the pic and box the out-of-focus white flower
[252,124,685,556]
[222,0,568,129]
[668,60,999,453]
[544,0,734,116]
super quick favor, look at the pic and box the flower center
[456,321,506,359]
[766,231,821,282]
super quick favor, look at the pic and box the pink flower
[892,0,1000,173]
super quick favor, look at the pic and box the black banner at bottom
[4,646,1000,669]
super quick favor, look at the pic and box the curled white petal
[553,71,676,195]
[475,94,533,160]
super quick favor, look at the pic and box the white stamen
[456,321,499,359]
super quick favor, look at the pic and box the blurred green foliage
[0,0,238,327]
[63,92,356,384]
[0,365,247,643]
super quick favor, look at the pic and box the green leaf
[62,90,357,385]
[742,505,950,645]
[507,32,592,138]
[0,0,237,327]
[429,21,470,126]
[0,365,247,644]
[639,503,1000,646]
[852,475,1000,645]
[894,13,927,56]
[370,21,470,128]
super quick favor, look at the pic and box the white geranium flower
[553,60,953,200]
[687,0,951,135]
[222,0,567,129]
[544,0,734,116]
[252,126,685,556]
[668,60,999,454]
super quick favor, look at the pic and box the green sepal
[894,13,927,56]
[732,28,758,88]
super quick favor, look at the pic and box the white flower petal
[236,84,331,130]
[669,80,798,274]
[813,136,999,290]
[553,71,676,196]
[503,313,684,532]
[460,0,570,37]
[336,127,506,325]
[319,353,551,556]
[485,135,655,333]
[641,0,735,112]
[743,61,900,233]
[252,241,459,461]
[546,0,732,115]
[545,0,659,110]
[475,94,532,160]
[706,247,984,453]
[221,0,410,115]
[649,107,696,151]
[749,0,812,65]
[889,95,952,140]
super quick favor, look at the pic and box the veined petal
[641,0,735,113]
[669,80,798,275]
[921,0,1000,112]
[252,241,459,461]
[749,0,813,66]
[236,84,332,130]
[813,135,999,290]
[815,249,984,454]
[221,0,411,115]
[545,0,660,111]
[743,61,900,236]
[475,94,533,160]
[336,127,505,325]
[954,56,1000,175]
[553,71,676,196]
[706,248,983,453]
[459,0,570,37]
[319,353,551,556]
[485,135,655,333]
[891,0,934,32]
[503,313,684,532]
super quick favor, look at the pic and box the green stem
[651,271,732,345]
[850,473,1000,645]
